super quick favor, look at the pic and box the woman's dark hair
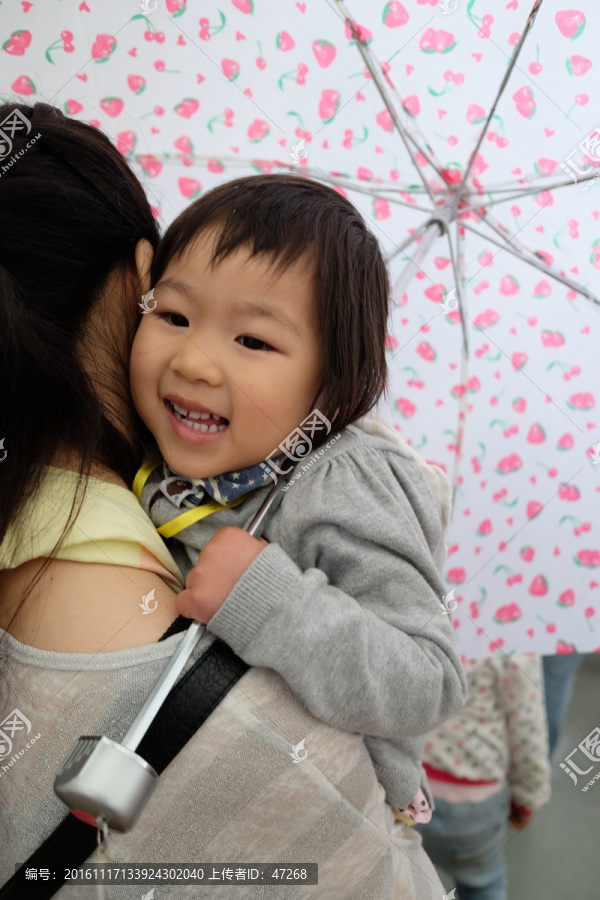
[152,174,390,442]
[0,103,159,627]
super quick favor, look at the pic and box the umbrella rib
[152,153,434,212]
[385,79,450,178]
[376,170,596,196]
[461,220,600,307]
[390,221,445,302]
[386,221,432,264]
[451,0,545,212]
[301,168,434,214]
[463,173,597,194]
[478,210,547,263]
[469,174,597,196]
[374,68,451,184]
[458,172,600,214]
[330,0,439,206]
[315,164,439,267]
[474,211,600,305]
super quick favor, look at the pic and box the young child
[415,653,551,900]
[130,174,468,825]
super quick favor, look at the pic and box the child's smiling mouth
[164,396,229,439]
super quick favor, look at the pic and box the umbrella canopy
[2,0,599,659]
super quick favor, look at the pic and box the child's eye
[237,335,273,351]
[159,312,189,327]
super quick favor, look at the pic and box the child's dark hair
[152,174,390,438]
[0,103,159,630]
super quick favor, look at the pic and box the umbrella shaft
[121,472,289,752]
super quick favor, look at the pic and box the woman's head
[130,174,390,479]
[0,103,159,563]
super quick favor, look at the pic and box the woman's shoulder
[3,465,183,585]
[0,465,183,652]
[0,556,181,652]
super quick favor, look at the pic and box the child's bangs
[209,200,317,278]
[152,175,322,282]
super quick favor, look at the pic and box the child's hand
[175,526,268,624]
[509,800,533,830]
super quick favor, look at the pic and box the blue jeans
[542,653,583,757]
[415,787,509,900]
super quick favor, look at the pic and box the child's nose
[170,339,224,385]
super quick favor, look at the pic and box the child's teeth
[170,400,228,432]
[187,410,216,421]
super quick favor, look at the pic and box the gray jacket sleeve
[365,734,431,811]
[206,436,468,743]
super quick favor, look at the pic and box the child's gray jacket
[139,415,467,809]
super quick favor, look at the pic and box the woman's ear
[135,238,154,296]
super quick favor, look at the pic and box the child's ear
[135,238,154,295]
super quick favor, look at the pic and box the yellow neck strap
[132,458,246,539]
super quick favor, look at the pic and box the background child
[130,174,467,825]
[415,653,551,900]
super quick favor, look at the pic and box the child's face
[130,230,324,479]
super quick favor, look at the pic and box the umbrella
[2,0,599,659]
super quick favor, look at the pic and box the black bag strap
[0,638,249,899]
